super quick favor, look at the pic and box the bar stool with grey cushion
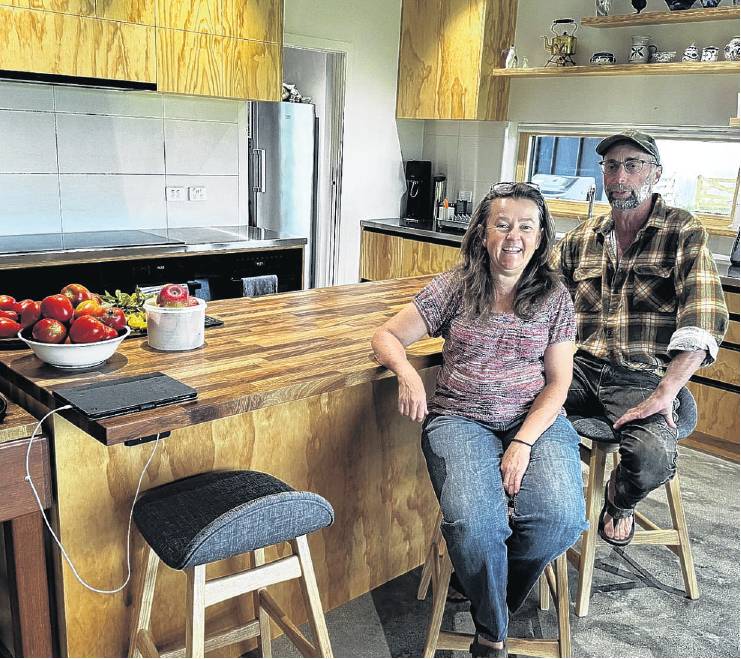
[128,470,335,658]
[569,386,699,617]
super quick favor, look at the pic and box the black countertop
[361,218,740,289]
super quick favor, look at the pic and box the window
[517,127,739,235]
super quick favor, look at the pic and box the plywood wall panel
[94,0,155,25]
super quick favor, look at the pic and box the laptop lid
[53,372,197,419]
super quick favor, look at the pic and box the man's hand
[501,443,532,496]
[614,389,676,430]
[397,366,428,423]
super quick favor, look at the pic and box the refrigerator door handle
[252,148,266,193]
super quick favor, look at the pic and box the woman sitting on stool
[372,183,587,657]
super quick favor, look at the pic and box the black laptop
[53,372,197,419]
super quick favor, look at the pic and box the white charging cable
[25,405,161,594]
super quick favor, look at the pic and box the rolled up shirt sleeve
[673,223,729,366]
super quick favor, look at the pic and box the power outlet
[188,186,207,201]
[165,186,187,202]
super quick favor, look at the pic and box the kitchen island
[0,277,441,658]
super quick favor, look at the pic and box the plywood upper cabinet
[156,28,280,101]
[28,0,94,14]
[94,0,155,25]
[396,0,517,120]
[157,0,281,43]
[0,5,155,82]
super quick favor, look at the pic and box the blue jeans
[421,413,586,642]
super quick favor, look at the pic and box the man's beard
[607,183,652,210]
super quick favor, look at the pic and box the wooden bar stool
[419,514,572,658]
[127,470,335,658]
[569,386,700,617]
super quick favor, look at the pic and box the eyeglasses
[489,181,541,194]
[599,158,658,175]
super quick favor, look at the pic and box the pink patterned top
[413,269,576,427]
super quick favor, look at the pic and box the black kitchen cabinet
[2,249,303,301]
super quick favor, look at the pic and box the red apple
[157,284,189,308]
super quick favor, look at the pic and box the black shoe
[469,637,507,658]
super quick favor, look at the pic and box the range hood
[0,69,156,91]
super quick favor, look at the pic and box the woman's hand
[397,365,428,423]
[500,442,531,495]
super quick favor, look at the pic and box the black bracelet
[510,438,533,449]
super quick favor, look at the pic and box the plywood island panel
[0,278,444,657]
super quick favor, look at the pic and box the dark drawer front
[0,436,51,522]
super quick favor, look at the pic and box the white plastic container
[144,298,206,351]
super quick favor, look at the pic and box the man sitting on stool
[558,130,728,545]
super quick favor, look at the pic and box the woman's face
[482,197,542,278]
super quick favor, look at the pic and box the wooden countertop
[0,398,39,444]
[0,278,442,446]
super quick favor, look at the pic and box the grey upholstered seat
[133,470,335,570]
[569,386,697,443]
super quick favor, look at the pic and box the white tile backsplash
[0,110,58,173]
[457,137,504,185]
[164,95,241,123]
[0,174,61,235]
[59,174,166,232]
[0,81,54,112]
[164,120,239,176]
[57,114,165,174]
[54,87,163,118]
[422,134,460,184]
[164,175,239,227]
[458,121,507,139]
[424,120,460,137]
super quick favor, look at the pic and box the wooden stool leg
[418,509,444,600]
[575,443,607,617]
[128,546,160,658]
[292,535,333,658]
[666,474,700,600]
[253,548,273,657]
[423,550,453,658]
[185,564,207,659]
[555,553,572,657]
[539,571,550,611]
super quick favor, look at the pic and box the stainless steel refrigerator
[249,101,318,289]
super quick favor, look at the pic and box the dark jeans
[565,351,680,511]
[421,413,586,642]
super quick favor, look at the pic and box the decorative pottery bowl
[652,50,677,63]
[590,51,616,65]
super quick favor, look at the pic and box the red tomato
[74,299,104,319]
[20,301,42,330]
[0,310,18,321]
[0,295,16,311]
[0,317,21,338]
[31,318,67,344]
[60,283,92,308]
[101,325,118,340]
[69,316,108,344]
[15,299,35,315]
[98,306,127,331]
[40,294,74,323]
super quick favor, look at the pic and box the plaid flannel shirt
[558,194,728,375]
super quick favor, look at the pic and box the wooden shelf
[492,61,739,78]
[582,6,739,28]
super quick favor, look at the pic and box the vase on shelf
[699,0,722,6]
[724,36,741,60]
[596,0,611,15]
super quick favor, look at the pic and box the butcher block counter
[0,277,442,658]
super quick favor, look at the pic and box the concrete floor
[271,447,740,658]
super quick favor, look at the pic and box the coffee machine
[403,160,434,228]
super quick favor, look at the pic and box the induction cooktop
[0,230,185,254]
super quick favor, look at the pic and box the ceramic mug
[590,51,616,65]
[682,42,699,61]
[629,37,656,63]
[701,46,719,61]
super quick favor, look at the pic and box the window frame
[516,124,740,237]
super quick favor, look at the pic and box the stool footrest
[632,529,680,546]
[260,589,318,658]
[436,631,562,658]
[204,555,301,607]
[160,620,262,658]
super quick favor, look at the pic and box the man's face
[602,143,662,210]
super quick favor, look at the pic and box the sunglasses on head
[489,181,541,194]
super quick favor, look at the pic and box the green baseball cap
[596,129,661,166]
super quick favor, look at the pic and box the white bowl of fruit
[144,284,206,352]
[9,284,131,369]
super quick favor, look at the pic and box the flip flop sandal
[469,636,507,658]
[597,483,635,547]
[447,571,470,603]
